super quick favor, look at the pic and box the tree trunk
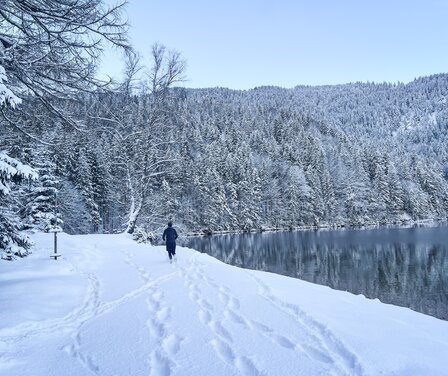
[126,201,142,234]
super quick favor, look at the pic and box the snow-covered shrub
[132,226,155,244]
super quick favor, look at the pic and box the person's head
[168,221,173,227]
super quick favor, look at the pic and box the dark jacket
[163,227,178,244]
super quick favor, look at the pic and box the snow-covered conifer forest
[4,76,448,243]
[1,1,448,258]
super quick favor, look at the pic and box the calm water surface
[186,225,448,320]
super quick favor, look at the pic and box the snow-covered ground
[1,233,448,376]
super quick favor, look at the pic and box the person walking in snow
[162,221,178,262]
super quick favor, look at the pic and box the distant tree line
[3,75,448,254]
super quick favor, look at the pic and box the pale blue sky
[100,0,448,90]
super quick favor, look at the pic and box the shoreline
[185,217,448,237]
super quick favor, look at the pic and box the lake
[186,224,448,320]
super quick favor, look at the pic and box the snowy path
[1,233,448,375]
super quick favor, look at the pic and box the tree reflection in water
[187,225,448,320]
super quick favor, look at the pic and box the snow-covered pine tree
[0,65,38,259]
[0,151,37,259]
[75,146,100,232]
[258,160,282,229]
[159,179,178,223]
[386,162,405,219]
[21,155,62,233]
[284,165,313,226]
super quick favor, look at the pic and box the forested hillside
[2,74,448,243]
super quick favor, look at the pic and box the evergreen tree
[0,152,37,258]
[21,156,62,232]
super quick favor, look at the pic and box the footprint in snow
[273,334,296,349]
[218,291,230,305]
[210,338,235,363]
[235,355,261,376]
[189,290,200,301]
[301,344,334,364]
[249,320,273,334]
[147,317,165,339]
[156,307,170,322]
[224,309,248,327]
[197,298,214,311]
[162,334,183,356]
[210,339,261,376]
[199,309,212,325]
[229,297,240,310]
[149,350,171,376]
[210,320,233,343]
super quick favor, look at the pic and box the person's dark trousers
[166,242,176,260]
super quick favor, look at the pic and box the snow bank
[1,233,447,375]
